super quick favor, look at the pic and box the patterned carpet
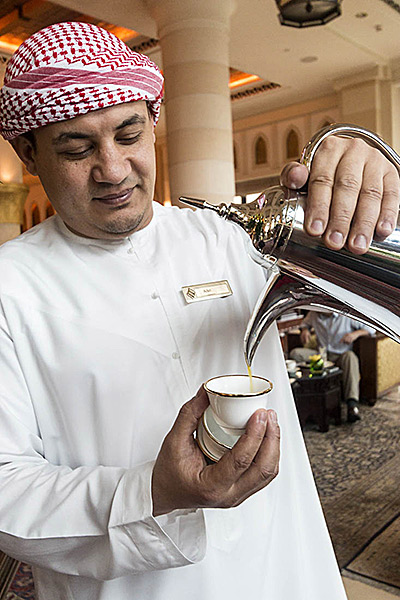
[3,563,34,600]
[0,554,19,600]
[1,386,399,599]
[304,385,400,595]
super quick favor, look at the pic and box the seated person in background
[290,311,375,422]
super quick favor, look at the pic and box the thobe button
[151,291,159,299]
[172,352,180,360]
[127,247,134,254]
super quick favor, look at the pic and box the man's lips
[92,188,134,206]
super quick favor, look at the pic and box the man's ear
[10,136,38,176]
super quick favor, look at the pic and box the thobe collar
[53,201,164,256]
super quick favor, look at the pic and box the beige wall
[231,64,400,197]
[232,94,340,196]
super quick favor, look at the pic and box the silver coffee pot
[180,123,400,366]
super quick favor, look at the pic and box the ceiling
[0,0,144,50]
[1,0,400,121]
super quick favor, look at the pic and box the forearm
[0,458,205,579]
[348,328,372,342]
[356,329,372,338]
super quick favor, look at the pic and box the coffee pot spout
[179,196,229,216]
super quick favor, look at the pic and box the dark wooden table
[291,367,343,432]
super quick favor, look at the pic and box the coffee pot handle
[300,122,400,174]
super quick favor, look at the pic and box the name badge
[181,280,233,303]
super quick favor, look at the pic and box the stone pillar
[334,66,394,146]
[0,60,29,244]
[389,61,400,156]
[146,0,236,205]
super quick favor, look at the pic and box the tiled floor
[343,575,399,598]
[343,388,400,599]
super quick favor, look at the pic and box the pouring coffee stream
[180,123,400,366]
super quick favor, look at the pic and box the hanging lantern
[275,0,342,28]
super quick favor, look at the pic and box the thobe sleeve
[0,310,206,580]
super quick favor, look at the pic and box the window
[255,136,267,165]
[32,204,41,227]
[286,129,299,159]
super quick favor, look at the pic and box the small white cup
[285,359,297,373]
[204,374,273,435]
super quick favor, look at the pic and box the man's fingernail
[353,234,367,250]
[310,219,324,234]
[379,220,393,234]
[329,231,344,246]
[257,410,268,424]
[268,410,278,424]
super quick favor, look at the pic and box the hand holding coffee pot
[180,124,400,365]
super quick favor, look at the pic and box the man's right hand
[151,387,280,517]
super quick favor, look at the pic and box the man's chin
[64,210,152,240]
[99,210,152,237]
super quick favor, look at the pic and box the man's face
[23,101,156,239]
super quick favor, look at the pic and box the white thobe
[0,202,347,600]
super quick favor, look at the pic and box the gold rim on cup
[204,373,273,397]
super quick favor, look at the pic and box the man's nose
[91,146,131,184]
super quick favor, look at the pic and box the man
[291,311,375,422]
[0,21,398,600]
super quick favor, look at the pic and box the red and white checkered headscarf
[0,21,164,140]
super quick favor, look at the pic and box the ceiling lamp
[275,0,342,28]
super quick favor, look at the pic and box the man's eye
[62,148,92,158]
[118,133,141,144]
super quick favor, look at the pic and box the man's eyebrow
[116,115,147,130]
[52,114,147,145]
